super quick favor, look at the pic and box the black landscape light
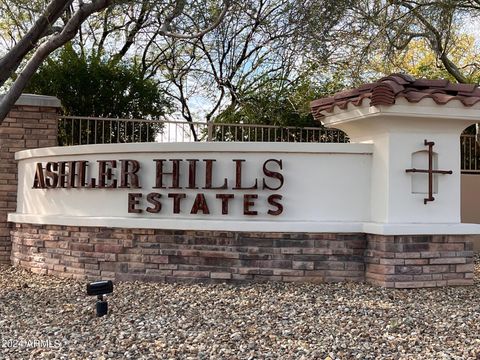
[87,280,113,317]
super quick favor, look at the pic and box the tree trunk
[0,0,112,123]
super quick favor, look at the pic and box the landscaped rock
[0,258,479,359]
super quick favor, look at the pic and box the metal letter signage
[405,140,453,204]
[32,158,285,216]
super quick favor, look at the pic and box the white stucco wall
[9,98,480,235]
[9,142,373,232]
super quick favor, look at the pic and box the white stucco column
[321,98,480,233]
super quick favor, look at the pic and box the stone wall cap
[7,213,480,235]
[0,93,62,108]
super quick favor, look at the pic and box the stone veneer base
[10,223,474,288]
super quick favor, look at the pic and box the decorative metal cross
[405,140,453,204]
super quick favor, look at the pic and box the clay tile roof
[310,73,480,120]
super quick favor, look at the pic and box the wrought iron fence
[208,122,348,143]
[461,134,480,173]
[58,116,209,145]
[58,116,479,173]
[58,116,348,145]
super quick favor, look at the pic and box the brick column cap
[0,94,61,108]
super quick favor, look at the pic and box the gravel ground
[1,260,479,360]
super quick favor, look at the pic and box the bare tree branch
[0,0,74,85]
[110,0,151,64]
[159,0,231,39]
[400,1,468,83]
[0,0,113,121]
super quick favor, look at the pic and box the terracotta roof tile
[379,73,415,84]
[471,88,480,97]
[310,74,480,120]
[463,97,480,106]
[380,79,404,94]
[413,79,450,88]
[333,88,362,100]
[445,83,476,94]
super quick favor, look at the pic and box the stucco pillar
[322,100,477,229]
[311,74,480,287]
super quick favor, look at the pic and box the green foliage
[370,36,480,84]
[26,44,171,119]
[211,73,347,141]
[214,73,346,127]
[26,44,172,144]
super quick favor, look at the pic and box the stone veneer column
[365,234,474,288]
[0,94,60,264]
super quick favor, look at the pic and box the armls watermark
[1,336,61,349]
